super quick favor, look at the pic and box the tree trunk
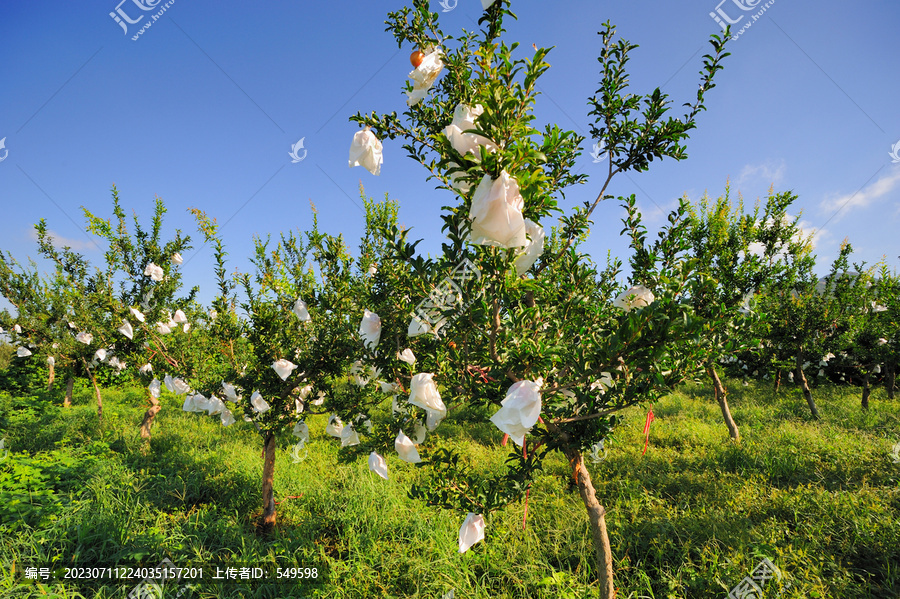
[708,366,740,442]
[566,447,614,599]
[47,361,55,391]
[796,351,819,419]
[773,369,781,394]
[546,422,615,598]
[886,363,896,400]
[861,372,871,411]
[83,359,103,421]
[91,374,103,421]
[64,377,74,407]
[258,432,277,535]
[139,395,161,440]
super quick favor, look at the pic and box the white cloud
[630,195,684,226]
[27,228,99,252]
[797,219,829,249]
[819,167,900,218]
[633,200,666,223]
[736,159,786,188]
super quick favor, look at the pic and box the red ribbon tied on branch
[521,438,544,531]
[642,405,655,455]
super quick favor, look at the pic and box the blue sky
[1,0,898,312]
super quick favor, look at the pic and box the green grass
[0,379,898,598]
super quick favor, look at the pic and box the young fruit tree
[1,219,132,417]
[756,243,862,418]
[871,267,899,399]
[0,249,67,396]
[344,2,731,596]
[829,262,893,409]
[683,187,813,441]
[183,206,395,535]
[80,188,195,433]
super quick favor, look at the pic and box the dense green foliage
[1,2,899,598]
[0,381,897,598]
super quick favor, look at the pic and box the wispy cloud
[631,196,683,227]
[27,228,99,252]
[797,219,829,250]
[819,167,900,218]
[736,159,786,189]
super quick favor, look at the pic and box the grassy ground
[0,378,898,598]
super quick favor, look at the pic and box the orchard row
[1,3,896,596]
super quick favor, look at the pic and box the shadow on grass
[0,392,84,453]
[122,428,260,515]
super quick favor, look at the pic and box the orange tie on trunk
[642,406,655,455]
